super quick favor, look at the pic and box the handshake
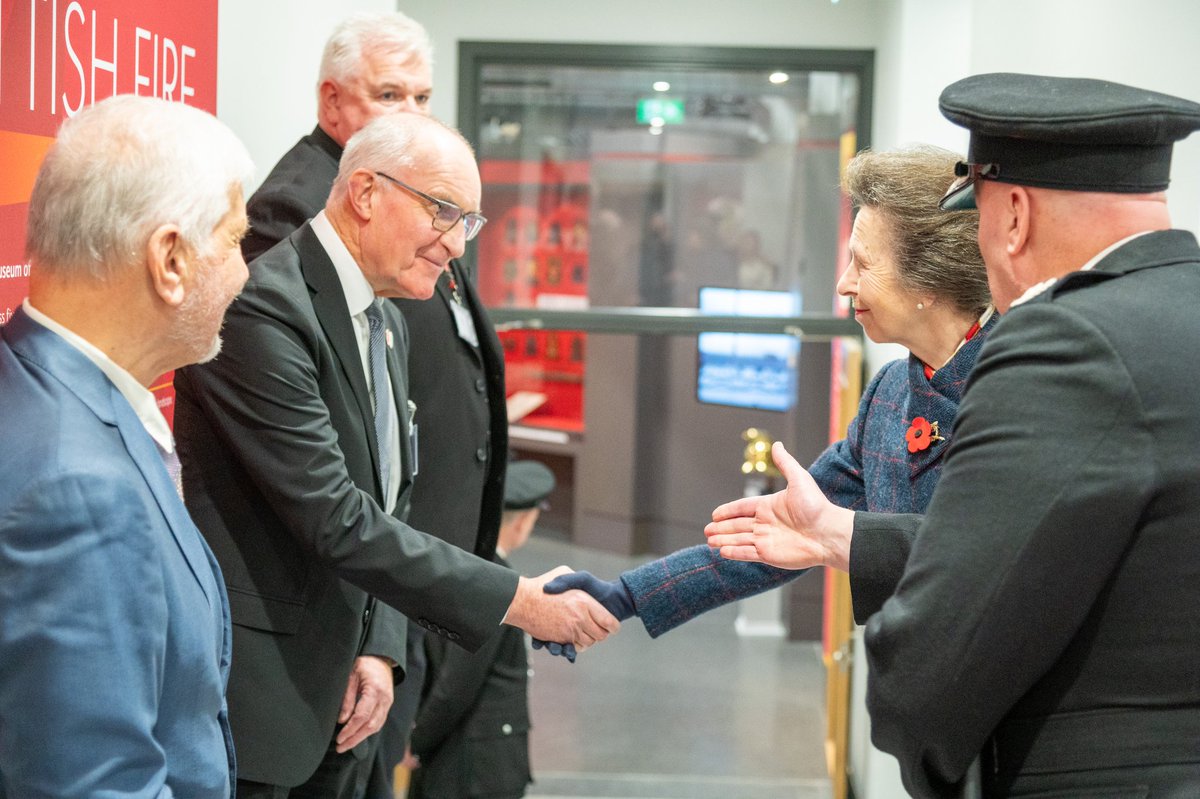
[526,571,637,663]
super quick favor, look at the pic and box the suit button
[501,723,513,735]
[447,631,460,642]
[475,447,487,462]
[362,607,371,625]
[475,377,486,393]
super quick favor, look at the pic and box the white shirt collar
[1010,230,1155,308]
[310,210,376,316]
[22,298,174,452]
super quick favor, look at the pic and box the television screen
[696,287,800,412]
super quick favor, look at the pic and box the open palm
[705,442,853,571]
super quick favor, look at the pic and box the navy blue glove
[531,572,636,663]
[530,638,576,663]
[543,571,637,621]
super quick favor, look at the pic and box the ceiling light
[769,72,789,85]
[653,81,670,92]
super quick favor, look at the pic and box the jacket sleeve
[0,473,177,797]
[622,545,806,639]
[621,365,893,638]
[862,305,1155,797]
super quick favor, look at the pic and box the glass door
[458,42,870,557]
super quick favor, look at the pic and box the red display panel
[478,159,590,433]
[1,0,219,423]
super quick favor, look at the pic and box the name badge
[407,400,419,477]
[451,300,479,349]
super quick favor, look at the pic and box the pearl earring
[917,302,925,310]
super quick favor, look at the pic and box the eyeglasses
[374,171,487,241]
[939,161,1000,211]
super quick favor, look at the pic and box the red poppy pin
[905,416,944,453]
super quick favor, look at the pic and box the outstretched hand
[704,442,854,572]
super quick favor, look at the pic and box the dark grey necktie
[364,299,393,494]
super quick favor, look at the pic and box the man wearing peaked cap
[854,73,1200,797]
[704,72,1200,798]
[938,73,1200,211]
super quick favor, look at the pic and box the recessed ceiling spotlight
[769,72,789,85]
[653,81,671,92]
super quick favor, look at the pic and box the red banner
[1,0,217,421]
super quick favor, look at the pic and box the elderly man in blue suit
[0,95,253,797]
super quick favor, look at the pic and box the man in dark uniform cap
[705,73,1200,797]
[406,460,555,799]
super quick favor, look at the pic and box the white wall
[400,0,886,125]
[217,0,395,188]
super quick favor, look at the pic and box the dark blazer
[242,126,342,264]
[174,223,518,787]
[0,309,234,797]
[408,555,532,799]
[623,316,996,638]
[390,260,507,559]
[853,231,1200,797]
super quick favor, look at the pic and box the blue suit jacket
[0,308,234,798]
[624,315,997,637]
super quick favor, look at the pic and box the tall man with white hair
[174,112,618,798]
[0,95,253,797]
[242,13,516,791]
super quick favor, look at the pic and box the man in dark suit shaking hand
[174,112,618,799]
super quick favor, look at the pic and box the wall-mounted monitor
[696,287,800,412]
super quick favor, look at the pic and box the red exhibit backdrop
[1,0,218,423]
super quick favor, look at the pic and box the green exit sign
[636,97,685,125]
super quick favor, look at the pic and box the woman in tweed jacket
[545,145,994,638]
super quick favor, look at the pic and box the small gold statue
[741,427,781,477]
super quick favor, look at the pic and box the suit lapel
[116,408,219,609]
[295,225,380,475]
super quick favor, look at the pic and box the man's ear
[1007,186,1032,256]
[345,169,377,222]
[318,79,339,123]
[146,224,189,307]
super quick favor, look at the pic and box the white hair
[26,95,254,280]
[318,11,432,90]
[330,113,471,200]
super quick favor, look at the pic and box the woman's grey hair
[332,113,472,196]
[318,11,433,90]
[843,145,990,316]
[26,95,254,280]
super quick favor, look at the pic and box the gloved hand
[544,571,636,621]
[530,638,577,663]
[531,572,636,663]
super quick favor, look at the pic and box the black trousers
[238,734,375,799]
